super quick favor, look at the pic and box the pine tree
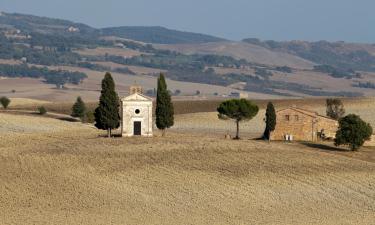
[264,102,276,141]
[217,99,259,139]
[71,96,86,119]
[94,72,120,137]
[156,73,174,136]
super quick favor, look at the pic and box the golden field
[1,97,375,224]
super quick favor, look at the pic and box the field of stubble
[0,112,375,225]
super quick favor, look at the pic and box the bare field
[0,113,375,225]
[155,41,316,69]
[1,65,279,102]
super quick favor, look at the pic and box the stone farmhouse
[270,107,339,142]
[120,86,153,137]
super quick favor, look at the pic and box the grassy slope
[0,113,374,224]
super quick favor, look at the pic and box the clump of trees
[0,96,10,109]
[263,102,276,141]
[156,73,174,136]
[71,96,87,120]
[326,98,345,120]
[94,72,120,137]
[335,114,373,151]
[217,99,259,139]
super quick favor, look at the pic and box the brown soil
[0,113,374,224]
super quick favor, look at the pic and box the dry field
[0,64,279,102]
[0,112,375,225]
[155,41,315,69]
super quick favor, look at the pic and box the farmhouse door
[134,121,141,136]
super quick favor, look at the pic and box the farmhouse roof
[277,107,337,121]
[121,92,153,102]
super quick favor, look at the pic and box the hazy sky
[0,0,374,43]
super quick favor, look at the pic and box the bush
[71,96,86,119]
[38,106,47,115]
[82,111,95,123]
[0,96,11,109]
[335,114,373,151]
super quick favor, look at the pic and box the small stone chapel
[120,86,153,137]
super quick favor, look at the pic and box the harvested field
[0,113,375,225]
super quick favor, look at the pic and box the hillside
[1,111,375,224]
[1,11,375,99]
[155,41,316,69]
[0,12,96,36]
[242,38,375,72]
[100,26,226,44]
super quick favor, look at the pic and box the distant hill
[242,38,375,72]
[100,26,226,44]
[0,12,96,36]
[2,11,375,98]
[155,41,315,69]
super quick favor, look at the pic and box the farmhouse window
[285,115,290,121]
[295,115,299,121]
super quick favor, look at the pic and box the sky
[0,0,374,43]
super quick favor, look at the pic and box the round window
[135,109,140,114]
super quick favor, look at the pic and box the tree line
[0,64,87,87]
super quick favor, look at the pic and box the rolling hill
[100,26,226,44]
[1,11,375,99]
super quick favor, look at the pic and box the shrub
[0,96,10,109]
[38,106,47,115]
[71,96,86,119]
[335,114,373,151]
[82,111,95,123]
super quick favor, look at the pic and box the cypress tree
[156,73,174,136]
[264,102,277,141]
[71,96,86,119]
[94,72,120,137]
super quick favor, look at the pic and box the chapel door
[134,121,141,136]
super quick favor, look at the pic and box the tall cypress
[156,73,174,136]
[264,102,276,141]
[94,72,120,137]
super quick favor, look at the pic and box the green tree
[0,96,10,109]
[264,102,276,140]
[326,98,345,120]
[71,96,86,119]
[38,106,47,115]
[335,114,373,151]
[217,99,259,139]
[94,72,120,137]
[156,73,174,136]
